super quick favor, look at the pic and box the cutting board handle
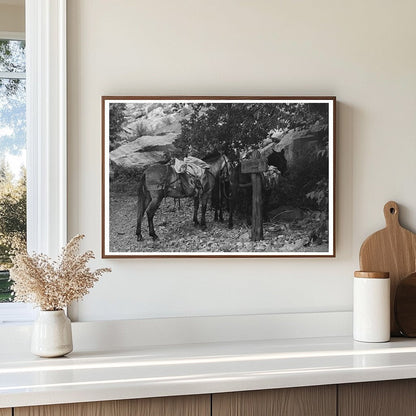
[384,201,400,228]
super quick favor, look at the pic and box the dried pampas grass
[10,234,111,311]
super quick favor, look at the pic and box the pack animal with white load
[135,154,230,241]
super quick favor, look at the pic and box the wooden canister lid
[354,271,389,279]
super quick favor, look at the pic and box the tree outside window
[0,38,26,302]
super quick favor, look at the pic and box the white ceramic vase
[31,310,73,357]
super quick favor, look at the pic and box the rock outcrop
[262,123,328,168]
[109,103,189,173]
[110,132,177,171]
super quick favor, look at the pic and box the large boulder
[117,103,188,145]
[110,103,191,175]
[110,132,178,171]
[271,123,328,168]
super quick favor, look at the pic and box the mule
[203,152,232,223]
[135,154,229,241]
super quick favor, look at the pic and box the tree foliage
[0,39,27,301]
[109,103,127,151]
[0,39,25,96]
[0,78,26,155]
[0,40,25,71]
[0,161,26,269]
[176,102,328,161]
[0,40,26,156]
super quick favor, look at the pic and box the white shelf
[2,335,416,408]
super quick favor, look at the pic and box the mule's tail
[136,173,148,241]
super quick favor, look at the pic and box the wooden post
[250,150,263,241]
[241,151,268,242]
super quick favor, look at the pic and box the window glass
[0,39,26,303]
[0,39,25,73]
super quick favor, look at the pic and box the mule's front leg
[146,195,163,240]
[136,186,150,241]
[147,217,158,240]
[218,186,224,222]
[219,207,224,222]
[228,210,234,229]
[193,196,200,226]
[228,188,235,229]
[136,215,143,241]
[200,195,209,230]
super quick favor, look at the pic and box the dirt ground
[109,194,328,254]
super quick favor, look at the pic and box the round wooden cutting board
[359,201,416,336]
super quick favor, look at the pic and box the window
[0,32,34,322]
[0,1,67,324]
[0,35,26,302]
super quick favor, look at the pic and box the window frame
[0,0,67,323]
[26,0,67,257]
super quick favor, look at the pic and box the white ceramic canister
[353,271,390,343]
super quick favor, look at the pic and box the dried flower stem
[10,235,111,310]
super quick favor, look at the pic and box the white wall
[0,3,24,33]
[67,0,416,322]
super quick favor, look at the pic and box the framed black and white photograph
[102,96,335,258]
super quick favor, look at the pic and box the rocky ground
[109,194,328,254]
